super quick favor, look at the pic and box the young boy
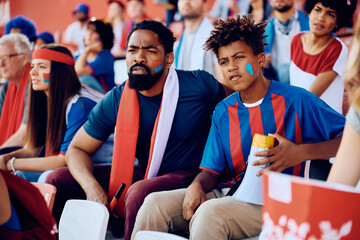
[131,15,345,240]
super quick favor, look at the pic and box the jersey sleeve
[199,108,227,175]
[296,92,345,142]
[60,97,97,154]
[83,86,122,141]
[88,50,114,76]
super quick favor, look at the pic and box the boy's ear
[257,52,266,68]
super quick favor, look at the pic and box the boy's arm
[252,133,342,176]
[182,169,218,220]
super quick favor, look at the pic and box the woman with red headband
[0,45,112,182]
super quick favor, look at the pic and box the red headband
[32,49,75,65]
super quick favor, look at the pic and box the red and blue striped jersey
[200,81,345,186]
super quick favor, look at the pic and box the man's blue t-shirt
[200,81,345,185]
[84,70,225,174]
[87,49,115,92]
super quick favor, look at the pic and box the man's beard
[128,63,164,91]
[275,4,293,13]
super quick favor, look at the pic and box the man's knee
[45,167,71,187]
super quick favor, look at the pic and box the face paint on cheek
[246,63,257,76]
[43,73,50,83]
[153,60,163,73]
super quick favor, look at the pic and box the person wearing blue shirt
[46,20,225,240]
[132,15,344,240]
[75,20,115,93]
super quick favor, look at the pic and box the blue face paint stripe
[246,63,254,76]
[154,64,163,73]
[44,78,50,83]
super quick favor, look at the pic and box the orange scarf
[0,65,30,145]
[109,67,179,217]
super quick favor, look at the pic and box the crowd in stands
[0,0,359,239]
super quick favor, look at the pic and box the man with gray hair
[0,33,31,153]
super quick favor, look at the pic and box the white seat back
[59,199,109,240]
[135,230,188,240]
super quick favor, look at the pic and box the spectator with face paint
[45,20,225,240]
[0,45,109,182]
[75,20,115,94]
[132,15,345,240]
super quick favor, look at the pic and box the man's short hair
[304,0,354,32]
[126,20,176,55]
[0,33,31,56]
[204,15,267,57]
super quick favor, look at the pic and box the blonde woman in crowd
[327,16,360,187]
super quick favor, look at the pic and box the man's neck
[139,68,169,97]
[275,6,296,23]
[184,15,204,33]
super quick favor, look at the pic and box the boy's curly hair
[204,15,268,57]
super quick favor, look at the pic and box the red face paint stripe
[251,62,257,76]
[271,93,286,136]
[248,106,264,137]
[43,73,50,79]
[153,60,162,69]
[228,103,246,173]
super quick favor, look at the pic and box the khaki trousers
[131,188,262,240]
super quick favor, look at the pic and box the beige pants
[131,188,262,240]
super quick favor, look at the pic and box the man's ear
[165,52,174,68]
[257,52,266,68]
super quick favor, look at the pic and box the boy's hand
[182,183,206,221]
[252,133,304,176]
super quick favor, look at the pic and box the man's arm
[75,42,103,76]
[182,169,218,220]
[1,123,26,148]
[65,127,109,206]
[252,133,342,176]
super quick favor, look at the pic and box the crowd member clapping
[0,45,104,182]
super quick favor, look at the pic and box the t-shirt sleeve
[318,40,345,75]
[88,50,114,76]
[83,87,121,141]
[201,71,226,108]
[297,92,345,142]
[60,97,97,154]
[346,106,360,134]
[199,108,227,175]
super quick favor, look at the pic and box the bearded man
[46,20,225,240]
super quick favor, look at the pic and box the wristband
[10,157,17,174]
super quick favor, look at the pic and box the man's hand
[182,183,206,221]
[252,133,304,176]
[83,182,109,207]
[228,1,240,13]
[264,53,272,68]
